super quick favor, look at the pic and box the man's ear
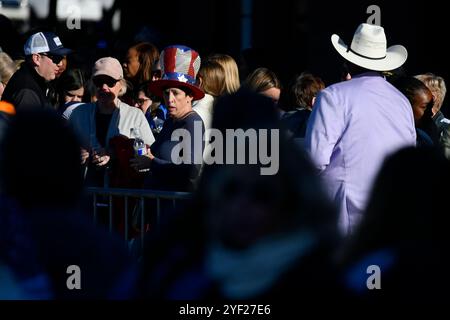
[31,54,40,67]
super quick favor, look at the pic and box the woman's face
[123,48,140,79]
[163,87,193,119]
[64,87,84,103]
[412,90,433,123]
[55,56,67,78]
[135,90,152,113]
[260,87,280,105]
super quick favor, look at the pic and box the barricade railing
[85,187,192,253]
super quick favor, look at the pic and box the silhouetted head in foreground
[0,110,83,209]
[340,147,450,303]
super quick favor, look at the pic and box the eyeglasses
[40,53,64,64]
[92,77,119,88]
[136,98,151,106]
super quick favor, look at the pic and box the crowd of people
[0,18,448,305]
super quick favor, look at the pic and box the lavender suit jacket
[305,73,416,234]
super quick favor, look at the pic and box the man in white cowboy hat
[305,23,416,235]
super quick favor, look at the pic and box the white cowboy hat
[331,23,407,71]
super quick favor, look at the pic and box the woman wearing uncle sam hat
[130,45,205,192]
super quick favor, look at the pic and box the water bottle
[131,128,147,156]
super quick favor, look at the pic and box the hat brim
[92,71,122,81]
[48,47,73,56]
[331,34,407,71]
[149,80,205,101]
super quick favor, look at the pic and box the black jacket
[433,110,450,135]
[0,111,11,140]
[2,62,53,111]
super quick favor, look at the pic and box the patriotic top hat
[149,45,205,101]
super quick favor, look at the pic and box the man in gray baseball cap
[2,31,72,111]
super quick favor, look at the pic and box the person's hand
[146,146,155,161]
[81,148,89,165]
[130,152,153,171]
[91,148,111,167]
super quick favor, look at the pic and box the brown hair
[291,73,325,109]
[244,67,281,93]
[130,42,160,84]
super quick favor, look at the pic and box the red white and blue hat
[149,45,205,101]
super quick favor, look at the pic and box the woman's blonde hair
[0,52,17,85]
[415,73,447,112]
[207,54,240,94]
[197,60,226,97]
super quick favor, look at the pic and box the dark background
[2,0,448,113]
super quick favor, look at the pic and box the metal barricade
[85,187,192,252]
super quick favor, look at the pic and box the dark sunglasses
[40,53,64,64]
[93,77,119,88]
